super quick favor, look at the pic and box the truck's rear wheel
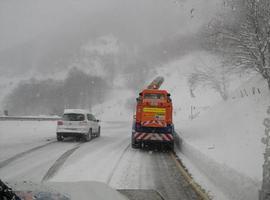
[131,138,141,149]
[57,133,63,141]
[132,142,140,149]
[170,142,174,151]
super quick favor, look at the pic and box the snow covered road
[0,120,200,200]
[110,149,198,200]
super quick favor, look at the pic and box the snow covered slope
[110,52,268,199]
[92,88,134,122]
[178,75,269,200]
[148,51,222,121]
[80,52,268,199]
[91,51,223,122]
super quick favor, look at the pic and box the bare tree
[188,59,229,100]
[206,0,270,89]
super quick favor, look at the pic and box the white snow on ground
[0,120,57,162]
[0,119,131,199]
[90,52,268,199]
[11,181,128,200]
[0,120,132,185]
[131,53,268,200]
[181,75,267,180]
[177,75,269,200]
[50,121,131,183]
[1,50,268,199]
[50,181,128,200]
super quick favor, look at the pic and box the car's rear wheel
[84,129,92,142]
[97,126,101,137]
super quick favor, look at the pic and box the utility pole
[260,106,270,200]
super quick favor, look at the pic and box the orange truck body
[132,77,174,150]
[135,89,173,128]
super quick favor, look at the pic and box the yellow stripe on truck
[143,107,166,113]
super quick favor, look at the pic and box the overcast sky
[0,0,220,50]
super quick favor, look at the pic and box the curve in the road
[0,141,57,169]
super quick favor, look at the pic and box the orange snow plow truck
[131,76,175,150]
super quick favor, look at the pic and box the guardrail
[0,116,61,121]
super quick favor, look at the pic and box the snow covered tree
[207,0,270,89]
[188,58,229,100]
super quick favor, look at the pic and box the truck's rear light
[57,121,63,125]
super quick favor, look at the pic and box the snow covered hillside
[178,75,269,200]
[91,52,269,200]
[93,51,224,122]
[92,88,134,122]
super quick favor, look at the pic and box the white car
[56,109,100,142]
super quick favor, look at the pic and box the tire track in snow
[106,144,130,184]
[109,149,201,200]
[0,141,57,169]
[42,144,81,181]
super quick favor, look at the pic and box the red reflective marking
[134,132,140,138]
[137,133,146,140]
[166,134,173,140]
[144,133,152,140]
[162,134,170,141]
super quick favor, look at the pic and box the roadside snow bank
[178,140,260,200]
[178,75,270,200]
[0,121,56,162]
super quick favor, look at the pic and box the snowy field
[177,76,269,200]
[0,120,199,200]
[0,120,56,162]
[90,55,269,200]
[0,58,269,199]
[51,121,131,183]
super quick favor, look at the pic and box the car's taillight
[57,121,63,125]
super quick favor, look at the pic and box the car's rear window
[144,93,165,100]
[63,113,85,121]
